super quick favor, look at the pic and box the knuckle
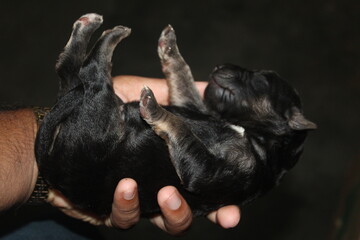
[110,202,141,229]
[111,213,140,229]
[166,212,192,234]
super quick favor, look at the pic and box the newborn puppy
[35,14,316,220]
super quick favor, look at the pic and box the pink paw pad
[77,13,103,26]
[78,17,90,25]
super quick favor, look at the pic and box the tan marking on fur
[151,119,184,182]
[49,125,61,154]
[147,111,188,182]
[253,97,273,116]
[47,189,109,226]
[151,114,177,142]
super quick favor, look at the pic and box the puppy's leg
[140,87,226,193]
[79,25,131,99]
[158,26,207,112]
[56,13,103,97]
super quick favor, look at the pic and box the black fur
[35,14,316,217]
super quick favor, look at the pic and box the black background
[0,0,359,239]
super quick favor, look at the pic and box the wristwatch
[27,107,51,204]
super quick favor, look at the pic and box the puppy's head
[205,64,317,177]
[204,64,317,132]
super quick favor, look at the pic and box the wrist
[27,107,51,204]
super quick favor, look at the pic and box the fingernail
[123,190,135,200]
[166,192,182,210]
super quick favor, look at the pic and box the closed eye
[212,77,235,105]
[212,76,235,94]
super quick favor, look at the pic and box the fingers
[150,186,240,234]
[150,186,192,235]
[207,205,241,229]
[109,182,193,234]
[51,177,239,232]
[106,178,140,228]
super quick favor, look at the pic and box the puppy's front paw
[139,86,162,123]
[158,25,178,61]
[139,87,173,140]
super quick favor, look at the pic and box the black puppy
[35,14,316,220]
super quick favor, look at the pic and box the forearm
[0,109,38,211]
[113,76,207,105]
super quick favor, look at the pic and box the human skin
[0,75,240,235]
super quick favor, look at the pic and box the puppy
[35,14,316,219]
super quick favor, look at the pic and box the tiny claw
[167,24,174,31]
[114,25,132,36]
[163,24,175,36]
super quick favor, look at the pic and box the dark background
[0,0,359,239]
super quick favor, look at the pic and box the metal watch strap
[27,107,51,205]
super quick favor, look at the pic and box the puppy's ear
[288,110,317,130]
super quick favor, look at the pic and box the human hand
[112,75,241,233]
[49,178,240,235]
[109,179,241,235]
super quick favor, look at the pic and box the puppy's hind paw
[102,25,131,40]
[79,13,103,24]
[139,86,162,123]
[74,13,103,30]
